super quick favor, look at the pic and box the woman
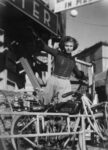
[37,36,87,104]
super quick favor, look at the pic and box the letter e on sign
[33,0,39,19]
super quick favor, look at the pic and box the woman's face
[64,41,74,54]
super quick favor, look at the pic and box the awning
[3,0,58,36]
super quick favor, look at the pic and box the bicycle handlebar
[62,79,88,98]
[62,91,81,98]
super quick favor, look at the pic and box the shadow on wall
[0,49,25,89]
[96,86,107,102]
[0,50,7,72]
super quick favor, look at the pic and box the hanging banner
[5,0,58,35]
[54,0,100,13]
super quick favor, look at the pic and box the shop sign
[6,0,58,35]
[54,0,100,13]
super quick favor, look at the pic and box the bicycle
[10,82,107,150]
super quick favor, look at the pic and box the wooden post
[0,29,8,90]
[105,69,108,101]
[47,39,52,78]
[88,65,94,96]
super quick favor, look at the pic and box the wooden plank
[20,57,41,89]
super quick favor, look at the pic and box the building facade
[75,41,108,102]
[75,42,108,75]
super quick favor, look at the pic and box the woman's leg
[56,79,72,102]
[43,76,56,105]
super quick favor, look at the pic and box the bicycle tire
[11,115,38,150]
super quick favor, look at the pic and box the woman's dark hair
[59,36,78,51]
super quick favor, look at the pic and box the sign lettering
[54,0,100,13]
[6,0,57,35]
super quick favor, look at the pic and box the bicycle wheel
[11,115,39,150]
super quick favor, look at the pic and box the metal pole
[82,115,86,150]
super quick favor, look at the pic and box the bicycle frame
[0,110,104,150]
[0,92,106,150]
